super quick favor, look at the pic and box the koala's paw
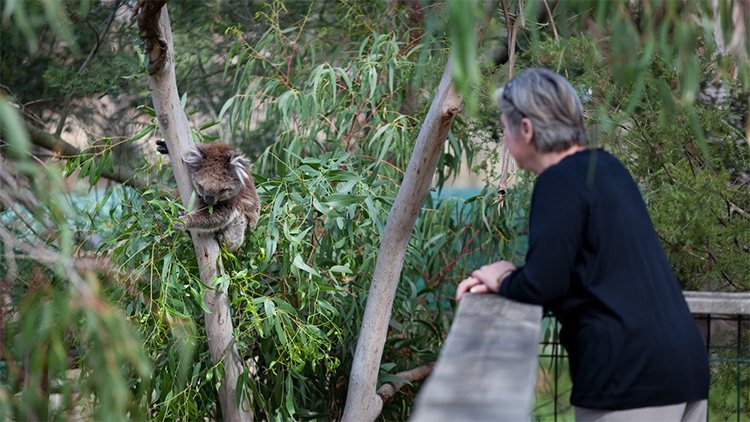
[171,211,188,232]
[215,231,242,252]
[156,139,169,155]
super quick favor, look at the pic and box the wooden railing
[683,291,750,315]
[410,291,749,421]
[409,293,543,421]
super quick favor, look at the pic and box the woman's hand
[456,261,517,301]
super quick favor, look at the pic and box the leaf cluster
[0,108,151,421]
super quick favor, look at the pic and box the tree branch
[0,224,98,306]
[341,2,500,421]
[24,123,158,193]
[134,2,252,420]
[133,0,168,75]
[496,0,557,210]
[376,362,436,401]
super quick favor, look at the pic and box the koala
[157,140,260,251]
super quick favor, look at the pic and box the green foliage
[0,0,135,117]
[447,0,481,116]
[226,11,425,174]
[43,59,132,99]
[103,184,217,421]
[101,140,527,420]
[708,325,750,421]
[0,96,32,159]
[0,114,151,421]
[1,0,81,54]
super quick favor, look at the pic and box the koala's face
[190,166,241,205]
[184,143,251,205]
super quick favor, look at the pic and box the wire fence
[532,312,749,422]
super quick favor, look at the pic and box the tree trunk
[341,3,499,421]
[135,2,251,421]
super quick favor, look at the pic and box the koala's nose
[203,195,217,205]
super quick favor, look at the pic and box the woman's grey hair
[495,68,588,152]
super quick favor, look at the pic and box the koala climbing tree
[133,1,252,421]
[157,140,261,251]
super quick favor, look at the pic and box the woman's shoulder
[538,148,631,197]
[547,148,625,177]
[539,148,595,179]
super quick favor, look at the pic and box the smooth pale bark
[137,3,251,421]
[341,54,461,422]
[341,3,499,421]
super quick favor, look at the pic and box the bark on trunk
[341,54,461,422]
[135,2,251,421]
[341,3,499,421]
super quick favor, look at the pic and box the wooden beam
[410,294,542,421]
[683,291,750,315]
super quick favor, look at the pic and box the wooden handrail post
[410,294,542,421]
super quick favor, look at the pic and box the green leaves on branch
[227,18,423,175]
[2,0,81,54]
[0,116,151,420]
[0,96,31,160]
[597,0,750,104]
[447,0,481,116]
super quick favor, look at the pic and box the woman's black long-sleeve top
[499,149,710,410]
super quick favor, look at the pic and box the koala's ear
[183,144,205,165]
[228,150,251,185]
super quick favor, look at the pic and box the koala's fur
[157,140,260,251]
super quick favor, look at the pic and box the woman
[456,68,709,421]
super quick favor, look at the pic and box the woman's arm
[456,260,517,301]
[499,170,586,306]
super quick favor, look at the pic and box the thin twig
[542,0,558,39]
[496,0,524,213]
[0,224,97,302]
[56,0,123,136]
[26,123,160,193]
[501,0,513,77]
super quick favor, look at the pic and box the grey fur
[161,141,261,251]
